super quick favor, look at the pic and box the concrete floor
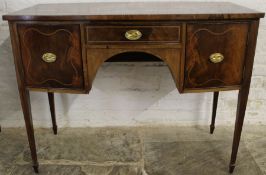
[0,125,265,175]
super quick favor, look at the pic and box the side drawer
[18,24,84,89]
[85,25,181,43]
[184,22,249,90]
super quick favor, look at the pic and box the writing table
[2,2,265,173]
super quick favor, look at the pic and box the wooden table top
[2,2,265,21]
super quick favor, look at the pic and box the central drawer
[85,25,181,43]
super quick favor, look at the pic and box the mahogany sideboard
[2,2,265,173]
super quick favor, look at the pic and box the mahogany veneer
[185,22,248,89]
[86,25,181,43]
[2,2,264,173]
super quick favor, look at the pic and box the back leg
[210,91,219,134]
[48,92,57,135]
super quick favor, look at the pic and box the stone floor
[0,125,265,175]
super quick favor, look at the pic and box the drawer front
[18,24,84,89]
[184,23,249,89]
[86,25,181,43]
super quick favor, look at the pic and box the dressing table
[2,2,265,173]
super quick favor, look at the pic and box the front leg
[19,89,39,173]
[229,87,249,173]
[8,21,39,173]
[229,20,259,173]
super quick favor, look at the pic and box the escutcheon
[42,52,57,63]
[209,53,224,63]
[125,29,142,41]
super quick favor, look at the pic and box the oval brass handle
[209,53,224,63]
[42,53,57,63]
[125,29,142,41]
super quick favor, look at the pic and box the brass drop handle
[209,53,224,63]
[42,53,57,63]
[125,29,142,41]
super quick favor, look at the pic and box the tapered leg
[19,89,39,173]
[210,91,219,134]
[229,88,250,173]
[228,20,260,173]
[48,92,57,135]
[8,22,39,172]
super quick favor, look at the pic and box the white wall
[0,0,265,128]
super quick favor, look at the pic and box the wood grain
[2,2,264,21]
[3,2,264,173]
[18,24,84,89]
[86,25,181,43]
[185,22,249,89]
